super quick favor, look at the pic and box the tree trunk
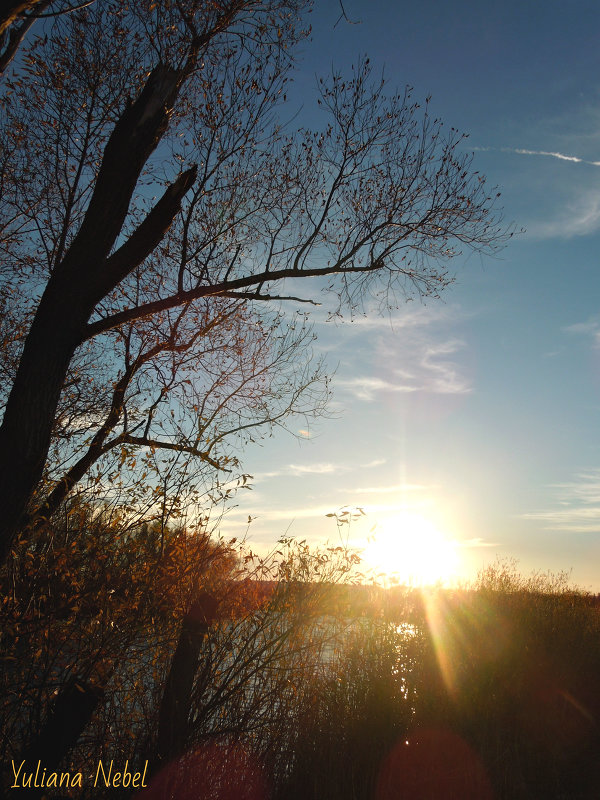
[0,60,196,563]
[0,284,87,561]
[15,677,104,800]
[154,593,219,768]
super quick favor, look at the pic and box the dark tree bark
[16,677,104,800]
[154,593,219,768]
[0,1,44,35]
[0,61,197,561]
[0,1,49,75]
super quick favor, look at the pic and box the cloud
[522,470,600,532]
[552,471,600,504]
[256,462,344,479]
[526,189,600,239]
[254,463,340,480]
[224,496,436,524]
[542,347,564,359]
[288,463,338,475]
[337,483,428,495]
[306,301,467,342]
[456,537,500,549]
[225,504,339,522]
[337,337,471,401]
[255,457,386,481]
[421,340,472,394]
[336,376,417,401]
[362,458,387,468]
[473,146,600,239]
[296,300,473,399]
[522,506,600,532]
[510,147,600,167]
[474,145,600,168]
[563,318,600,348]
[564,321,599,336]
[330,304,453,330]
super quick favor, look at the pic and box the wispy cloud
[256,457,385,481]
[257,462,343,479]
[474,145,600,238]
[337,337,471,401]
[456,537,499,549]
[527,189,600,239]
[510,147,600,167]
[339,483,427,495]
[474,145,600,168]
[327,304,456,331]
[336,376,417,401]
[307,300,467,338]
[523,506,600,532]
[225,504,340,522]
[542,347,565,359]
[224,495,435,523]
[563,318,600,348]
[523,470,600,532]
[362,458,387,468]
[288,463,338,475]
[421,340,472,394]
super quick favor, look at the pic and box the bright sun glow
[363,512,460,586]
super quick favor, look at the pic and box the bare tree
[0,0,509,562]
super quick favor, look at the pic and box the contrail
[474,146,600,167]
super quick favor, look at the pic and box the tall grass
[5,547,600,800]
[274,561,600,800]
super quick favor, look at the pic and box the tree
[0,1,98,76]
[0,499,364,796]
[0,0,508,562]
[0,497,240,784]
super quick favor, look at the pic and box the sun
[362,512,459,586]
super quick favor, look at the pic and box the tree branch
[0,0,50,74]
[119,434,228,473]
[334,0,362,28]
[19,0,95,18]
[84,261,381,340]
[218,291,321,306]
[0,0,44,35]
[92,166,198,302]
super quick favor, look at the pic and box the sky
[220,0,600,590]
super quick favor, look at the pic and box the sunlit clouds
[336,376,416,401]
[329,305,473,402]
[336,339,471,400]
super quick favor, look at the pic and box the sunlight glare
[363,512,459,586]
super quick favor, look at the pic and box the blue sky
[221,0,600,589]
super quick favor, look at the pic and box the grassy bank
[3,550,600,800]
[277,564,600,800]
